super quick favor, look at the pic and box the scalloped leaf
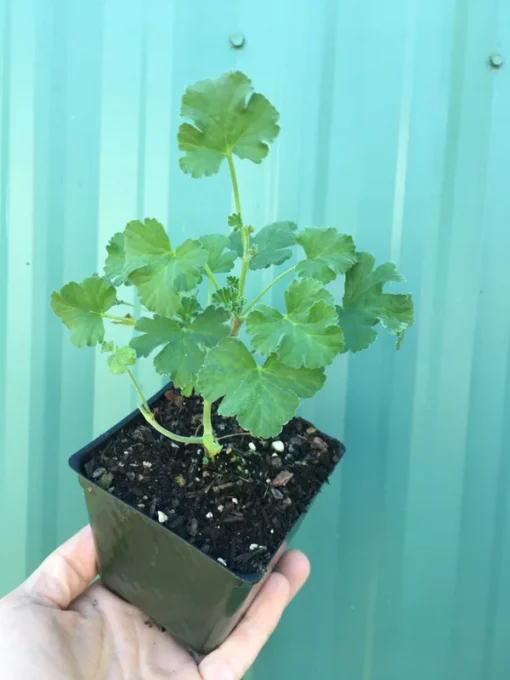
[229,221,298,270]
[296,228,357,283]
[107,346,137,375]
[178,71,280,178]
[199,234,238,273]
[131,307,230,395]
[197,338,325,438]
[50,275,117,347]
[123,219,208,317]
[246,278,343,369]
[336,252,414,352]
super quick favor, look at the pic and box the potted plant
[51,71,414,655]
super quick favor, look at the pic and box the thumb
[21,526,98,609]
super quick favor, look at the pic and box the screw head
[229,33,245,49]
[490,53,504,68]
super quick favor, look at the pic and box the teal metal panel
[1,0,510,678]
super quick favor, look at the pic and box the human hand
[0,526,309,679]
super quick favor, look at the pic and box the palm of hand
[0,527,309,680]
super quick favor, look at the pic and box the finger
[199,549,310,680]
[21,525,98,609]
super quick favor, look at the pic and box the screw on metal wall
[229,34,245,49]
[489,53,504,69]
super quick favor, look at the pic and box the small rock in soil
[98,472,113,489]
[271,488,284,500]
[272,441,285,453]
[92,467,106,479]
[271,456,282,469]
[157,511,168,524]
[271,471,294,487]
[311,437,329,453]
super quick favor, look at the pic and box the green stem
[227,152,251,298]
[243,265,296,314]
[227,153,242,217]
[126,369,202,446]
[126,369,151,413]
[139,407,204,445]
[203,401,213,438]
[202,400,222,457]
[238,250,250,298]
[102,313,135,326]
[204,263,220,291]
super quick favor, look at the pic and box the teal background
[1,0,510,678]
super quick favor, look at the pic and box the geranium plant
[51,71,414,460]
[51,71,415,654]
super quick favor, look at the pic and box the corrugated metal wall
[1,0,510,678]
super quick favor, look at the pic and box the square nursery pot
[69,385,344,655]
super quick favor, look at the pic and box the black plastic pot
[69,385,341,654]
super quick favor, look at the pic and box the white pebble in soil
[248,442,257,452]
[272,441,285,453]
[217,505,224,512]
[157,511,168,524]
[217,558,227,566]
[232,498,238,505]
[206,512,213,519]
[249,544,259,550]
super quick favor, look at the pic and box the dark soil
[84,389,345,574]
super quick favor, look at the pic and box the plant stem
[227,152,251,298]
[242,265,297,314]
[202,400,222,457]
[126,369,151,413]
[204,264,220,291]
[126,369,203,446]
[227,153,242,218]
[230,317,244,337]
[203,401,214,438]
[138,407,204,445]
[102,313,136,326]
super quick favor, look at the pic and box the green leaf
[250,221,297,269]
[229,221,297,270]
[123,219,172,276]
[101,341,114,353]
[124,219,208,317]
[130,306,230,395]
[104,232,129,286]
[51,275,117,347]
[212,276,244,315]
[199,234,238,273]
[246,278,343,369]
[197,338,325,438]
[107,346,137,375]
[336,252,414,352]
[228,213,242,229]
[175,296,202,322]
[178,71,280,178]
[296,228,357,283]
